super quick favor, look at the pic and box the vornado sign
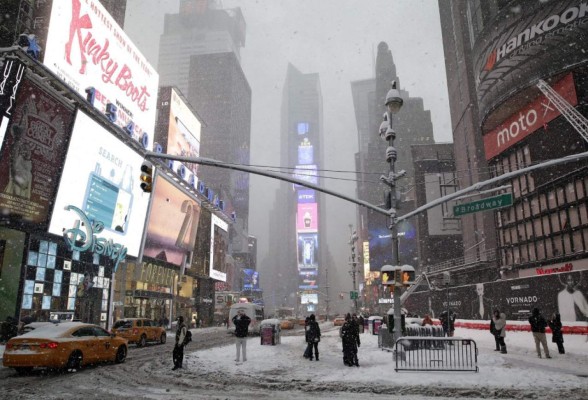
[483,73,577,159]
[473,0,588,123]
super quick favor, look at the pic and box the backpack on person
[184,330,192,345]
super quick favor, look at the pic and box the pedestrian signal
[140,161,154,193]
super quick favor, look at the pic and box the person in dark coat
[548,313,565,354]
[489,316,500,351]
[529,307,551,359]
[305,314,321,361]
[232,310,251,362]
[357,315,365,333]
[439,310,456,337]
[303,316,312,358]
[172,316,187,370]
[340,313,360,367]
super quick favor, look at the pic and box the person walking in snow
[529,307,551,359]
[492,309,507,354]
[232,310,251,362]
[305,314,321,361]
[172,316,187,370]
[340,313,360,366]
[548,313,565,354]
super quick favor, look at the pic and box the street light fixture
[379,80,409,359]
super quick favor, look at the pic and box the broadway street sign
[453,193,513,217]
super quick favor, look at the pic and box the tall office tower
[437,2,497,268]
[157,0,251,240]
[351,42,435,280]
[268,64,326,315]
[437,1,588,289]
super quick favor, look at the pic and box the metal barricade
[380,324,445,352]
[394,337,478,372]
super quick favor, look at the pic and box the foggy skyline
[124,0,450,313]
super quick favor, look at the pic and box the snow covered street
[1,323,587,399]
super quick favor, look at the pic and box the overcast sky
[125,0,450,311]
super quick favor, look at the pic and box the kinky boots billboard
[404,267,588,326]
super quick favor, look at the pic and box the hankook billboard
[473,0,588,125]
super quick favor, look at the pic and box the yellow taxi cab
[111,318,166,347]
[3,322,128,374]
[279,319,295,330]
[333,317,346,326]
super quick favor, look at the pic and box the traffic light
[140,161,154,193]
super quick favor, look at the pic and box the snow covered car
[333,317,345,326]
[112,318,166,347]
[2,322,128,374]
[280,319,295,330]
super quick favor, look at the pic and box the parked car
[112,318,166,347]
[333,317,346,326]
[19,322,54,335]
[2,322,128,374]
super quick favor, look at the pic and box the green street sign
[350,291,358,300]
[453,193,513,216]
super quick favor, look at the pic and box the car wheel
[14,367,33,375]
[115,345,127,363]
[160,333,166,344]
[66,351,83,371]
[138,334,146,347]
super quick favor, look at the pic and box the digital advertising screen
[243,269,260,291]
[210,214,229,282]
[156,87,201,178]
[293,165,318,188]
[190,208,211,277]
[367,208,393,272]
[296,203,318,232]
[297,138,314,165]
[143,174,202,266]
[297,122,309,135]
[43,0,158,149]
[299,269,318,290]
[48,111,150,256]
[300,293,318,305]
[0,76,74,226]
[297,189,315,204]
[297,232,319,269]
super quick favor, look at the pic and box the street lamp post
[380,80,405,349]
[348,225,359,313]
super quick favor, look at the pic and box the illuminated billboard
[297,189,315,204]
[143,174,202,267]
[296,203,318,232]
[293,165,318,187]
[0,75,74,227]
[297,138,314,165]
[190,208,211,277]
[300,293,318,305]
[48,110,150,256]
[297,122,309,135]
[299,269,318,290]
[297,232,318,269]
[243,269,260,291]
[43,0,158,149]
[210,214,229,282]
[155,87,202,178]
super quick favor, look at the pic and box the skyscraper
[266,64,326,315]
[157,0,250,237]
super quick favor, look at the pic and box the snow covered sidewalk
[183,324,588,392]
